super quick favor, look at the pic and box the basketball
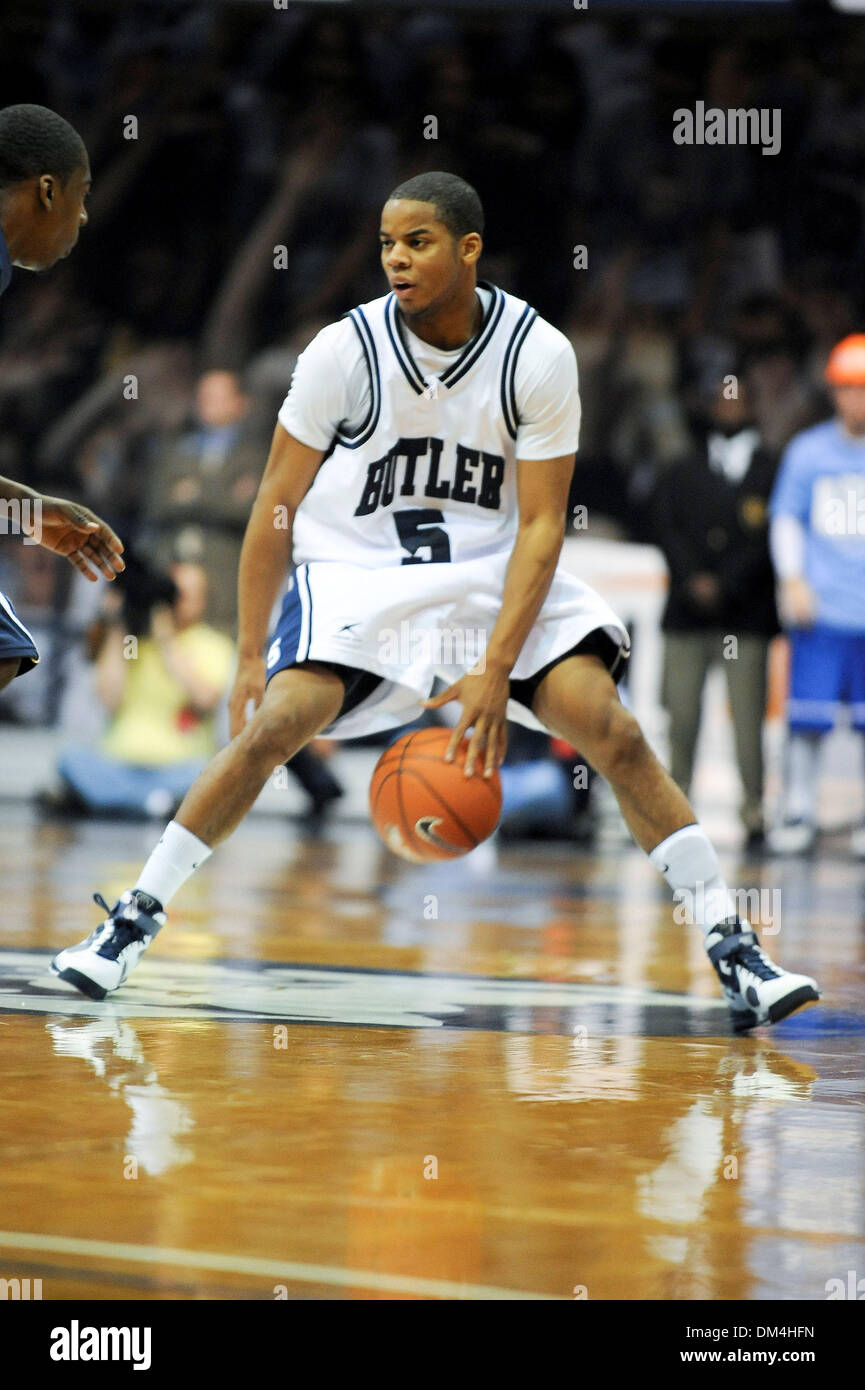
[369,727,502,862]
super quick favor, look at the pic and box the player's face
[379,199,480,317]
[832,385,865,437]
[16,163,90,271]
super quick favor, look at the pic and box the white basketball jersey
[290,282,555,568]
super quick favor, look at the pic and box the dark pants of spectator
[284,747,343,816]
[661,631,769,833]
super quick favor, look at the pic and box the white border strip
[297,563,311,661]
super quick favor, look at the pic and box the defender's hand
[30,498,125,582]
[229,656,266,739]
[422,661,510,778]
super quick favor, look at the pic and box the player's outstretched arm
[0,474,124,582]
[229,424,325,737]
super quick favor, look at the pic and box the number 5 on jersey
[394,509,452,564]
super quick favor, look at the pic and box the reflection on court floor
[0,810,862,1300]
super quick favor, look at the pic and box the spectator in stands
[40,561,234,819]
[730,294,822,451]
[651,374,779,848]
[139,368,265,636]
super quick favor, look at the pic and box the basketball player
[769,334,865,856]
[0,103,124,690]
[53,172,819,1030]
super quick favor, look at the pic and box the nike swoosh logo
[415,816,463,853]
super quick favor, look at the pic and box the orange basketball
[369,727,502,862]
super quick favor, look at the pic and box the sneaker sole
[50,963,109,1002]
[731,984,821,1033]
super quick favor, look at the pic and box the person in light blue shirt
[769,334,865,855]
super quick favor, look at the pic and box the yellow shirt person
[101,622,234,765]
[49,563,236,819]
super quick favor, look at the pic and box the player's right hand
[780,577,816,629]
[33,498,125,582]
[229,656,266,739]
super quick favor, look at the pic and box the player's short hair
[386,171,484,240]
[0,104,87,192]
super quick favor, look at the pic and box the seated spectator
[40,561,234,818]
[651,375,779,847]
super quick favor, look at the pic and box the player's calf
[52,666,346,1000]
[541,660,823,1030]
[174,665,345,848]
[535,656,695,852]
[585,701,647,785]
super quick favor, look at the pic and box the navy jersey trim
[500,307,538,440]
[385,282,507,396]
[440,284,506,388]
[0,590,39,671]
[385,295,426,395]
[335,308,381,448]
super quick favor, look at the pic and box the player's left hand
[422,660,510,778]
[28,498,125,583]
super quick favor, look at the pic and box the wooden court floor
[0,805,863,1301]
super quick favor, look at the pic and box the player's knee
[593,702,645,782]
[243,702,305,765]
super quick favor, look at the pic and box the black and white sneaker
[51,891,165,1000]
[706,918,820,1032]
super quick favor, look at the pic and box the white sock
[784,732,822,823]
[649,823,736,935]
[134,821,212,910]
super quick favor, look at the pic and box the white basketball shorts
[265,554,630,739]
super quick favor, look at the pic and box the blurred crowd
[1,1,864,842]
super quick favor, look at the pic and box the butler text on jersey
[354,436,505,516]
